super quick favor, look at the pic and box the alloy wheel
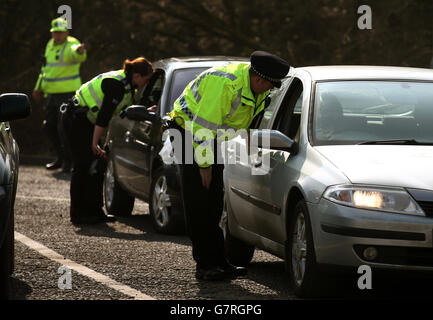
[291,211,307,287]
[104,160,115,209]
[152,175,171,228]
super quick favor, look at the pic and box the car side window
[272,78,303,140]
[257,79,291,130]
[139,69,165,107]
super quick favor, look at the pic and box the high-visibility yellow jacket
[34,36,86,94]
[170,63,270,167]
[74,70,133,124]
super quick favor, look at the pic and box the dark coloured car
[104,56,247,234]
[0,93,31,298]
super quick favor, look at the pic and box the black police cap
[250,51,290,88]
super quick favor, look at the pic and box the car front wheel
[104,158,135,216]
[286,199,322,298]
[222,195,255,267]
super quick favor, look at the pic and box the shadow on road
[50,171,71,181]
[9,277,33,300]
[73,214,190,246]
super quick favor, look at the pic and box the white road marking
[15,231,155,300]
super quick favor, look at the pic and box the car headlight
[323,185,425,216]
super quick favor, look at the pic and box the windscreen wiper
[357,139,433,145]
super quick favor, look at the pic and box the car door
[224,79,291,234]
[108,70,165,197]
[0,122,15,182]
[123,69,166,196]
[226,77,304,243]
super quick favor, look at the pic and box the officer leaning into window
[169,51,290,281]
[61,57,155,225]
[33,18,87,173]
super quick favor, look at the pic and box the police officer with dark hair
[170,51,290,281]
[62,57,154,225]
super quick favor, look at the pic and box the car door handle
[252,158,262,167]
[133,139,148,147]
[140,120,153,136]
[252,150,263,167]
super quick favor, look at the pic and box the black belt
[60,98,88,115]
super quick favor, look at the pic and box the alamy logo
[357,5,372,30]
[357,265,372,290]
[58,265,72,290]
[58,5,72,29]
[159,127,272,175]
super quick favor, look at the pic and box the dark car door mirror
[123,105,160,122]
[251,129,296,153]
[0,93,31,121]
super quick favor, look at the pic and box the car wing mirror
[0,93,31,121]
[122,105,159,122]
[251,129,296,153]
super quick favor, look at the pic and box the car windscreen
[312,81,433,145]
[167,67,208,112]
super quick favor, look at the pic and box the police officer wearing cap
[169,51,290,281]
[33,18,86,172]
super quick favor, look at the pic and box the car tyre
[286,199,322,298]
[104,158,135,216]
[222,195,255,267]
[149,167,182,234]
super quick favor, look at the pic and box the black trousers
[62,108,105,221]
[175,125,227,269]
[44,92,74,162]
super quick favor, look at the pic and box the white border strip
[15,231,155,300]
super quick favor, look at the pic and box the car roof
[295,65,433,81]
[153,56,249,71]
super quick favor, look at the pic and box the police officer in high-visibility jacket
[64,57,154,225]
[33,17,87,172]
[170,51,290,281]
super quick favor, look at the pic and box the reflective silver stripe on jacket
[189,70,237,104]
[76,71,126,106]
[179,95,219,132]
[59,41,67,63]
[43,74,80,82]
[98,71,124,81]
[184,70,242,131]
[180,90,241,132]
[86,110,97,124]
[45,62,80,67]
[77,92,89,107]
[115,92,132,112]
[88,83,102,106]
[224,88,242,120]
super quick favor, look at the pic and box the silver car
[222,66,433,297]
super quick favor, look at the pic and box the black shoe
[71,214,116,225]
[71,216,100,225]
[46,159,62,170]
[221,264,248,279]
[195,267,228,281]
[96,214,117,223]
